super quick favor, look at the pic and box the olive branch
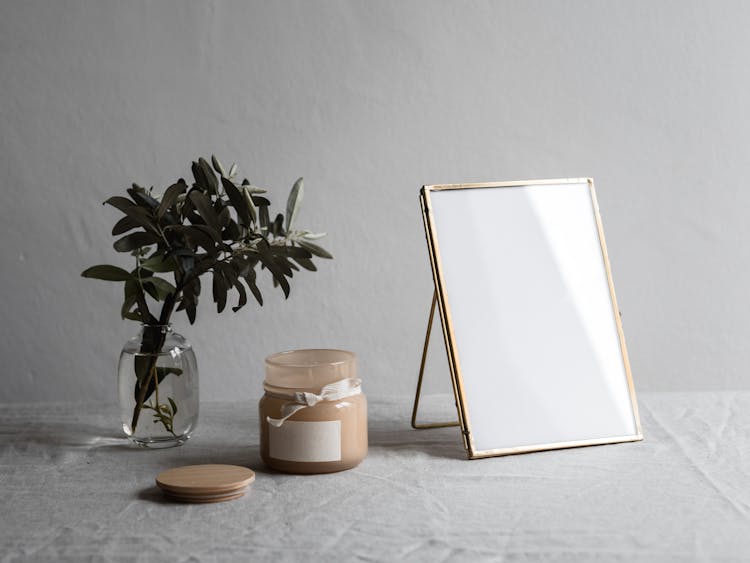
[82,156,331,433]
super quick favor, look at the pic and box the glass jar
[118,324,199,448]
[259,349,367,473]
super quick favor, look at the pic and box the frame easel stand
[410,291,460,429]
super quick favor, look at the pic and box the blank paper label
[268,420,342,462]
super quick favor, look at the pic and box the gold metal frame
[416,178,643,459]
[410,291,460,429]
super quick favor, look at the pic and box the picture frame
[416,178,642,459]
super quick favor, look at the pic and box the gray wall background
[1,0,747,403]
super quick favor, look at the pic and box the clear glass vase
[118,324,199,448]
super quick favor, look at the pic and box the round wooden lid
[163,489,249,504]
[156,464,255,495]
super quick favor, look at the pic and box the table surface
[1,392,748,562]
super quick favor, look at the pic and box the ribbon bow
[266,377,362,427]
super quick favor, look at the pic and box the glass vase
[118,324,199,448]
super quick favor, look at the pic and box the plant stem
[129,292,179,431]
[130,330,164,430]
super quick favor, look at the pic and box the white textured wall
[1,0,748,403]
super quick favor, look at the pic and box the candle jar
[259,349,367,474]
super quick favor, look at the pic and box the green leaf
[241,258,257,280]
[104,195,137,213]
[241,264,263,306]
[191,223,222,242]
[140,255,177,273]
[212,270,228,313]
[298,239,333,259]
[231,279,247,312]
[157,181,187,218]
[222,220,241,241]
[294,257,317,271]
[272,256,293,276]
[141,276,176,300]
[179,279,200,324]
[178,254,195,276]
[186,301,197,324]
[252,195,271,207]
[270,246,312,259]
[178,226,217,256]
[165,246,197,260]
[286,177,303,231]
[188,191,220,231]
[228,163,238,178]
[112,216,140,236]
[199,157,219,195]
[259,205,270,233]
[123,278,157,325]
[272,213,284,237]
[247,278,263,306]
[105,198,157,233]
[258,252,290,298]
[121,291,140,320]
[191,161,208,192]
[141,282,160,301]
[168,397,178,416]
[113,232,160,253]
[217,205,231,228]
[218,261,239,286]
[124,277,139,303]
[240,179,267,194]
[242,187,258,224]
[211,155,225,177]
[221,177,252,225]
[127,185,160,209]
[300,231,327,240]
[81,265,133,282]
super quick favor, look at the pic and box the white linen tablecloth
[1,392,748,562]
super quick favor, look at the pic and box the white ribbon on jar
[266,377,362,427]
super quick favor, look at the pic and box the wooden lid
[156,464,255,496]
[163,489,249,504]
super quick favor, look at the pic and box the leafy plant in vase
[82,156,331,448]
